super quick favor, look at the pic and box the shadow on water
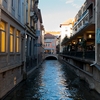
[3,60,100,100]
[60,63,100,100]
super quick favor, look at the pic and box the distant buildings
[45,31,60,37]
[44,33,57,54]
[44,31,61,54]
[60,18,74,52]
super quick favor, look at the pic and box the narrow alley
[3,60,99,100]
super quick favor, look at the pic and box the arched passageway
[45,56,57,60]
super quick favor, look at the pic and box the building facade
[59,0,100,94]
[60,19,74,52]
[45,31,61,54]
[25,0,41,72]
[0,0,25,98]
[0,0,43,98]
[44,33,57,54]
[35,8,44,64]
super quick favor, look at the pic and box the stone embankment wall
[58,55,100,94]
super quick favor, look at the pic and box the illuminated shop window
[10,26,14,52]
[16,30,20,52]
[0,21,6,52]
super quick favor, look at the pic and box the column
[28,0,30,26]
[95,0,100,65]
[31,38,33,57]
[27,35,30,56]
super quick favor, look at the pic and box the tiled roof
[60,18,74,27]
[45,31,60,35]
[44,33,55,39]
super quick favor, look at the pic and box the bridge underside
[45,56,57,60]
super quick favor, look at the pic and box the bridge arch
[44,54,58,60]
[45,56,58,60]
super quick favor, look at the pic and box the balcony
[86,0,95,9]
[30,11,38,23]
[74,10,89,28]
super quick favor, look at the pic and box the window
[3,0,7,8]
[16,30,20,52]
[22,3,24,23]
[10,26,14,52]
[18,0,20,15]
[11,0,15,16]
[12,0,14,7]
[31,0,34,10]
[52,43,55,46]
[26,10,28,23]
[48,43,50,46]
[0,21,6,52]
[65,27,68,32]
[29,37,32,56]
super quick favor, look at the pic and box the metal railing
[62,51,95,60]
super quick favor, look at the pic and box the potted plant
[80,38,87,58]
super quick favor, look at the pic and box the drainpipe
[90,62,96,66]
[90,0,100,66]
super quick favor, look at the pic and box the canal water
[3,60,100,100]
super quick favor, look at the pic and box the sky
[38,0,85,31]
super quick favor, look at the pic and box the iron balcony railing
[74,10,88,26]
[62,51,95,60]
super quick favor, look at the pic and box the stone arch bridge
[44,54,58,60]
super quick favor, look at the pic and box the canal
[3,60,100,100]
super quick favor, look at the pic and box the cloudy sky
[39,0,85,31]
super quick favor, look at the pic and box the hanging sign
[96,29,100,43]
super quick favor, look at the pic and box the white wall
[60,24,72,52]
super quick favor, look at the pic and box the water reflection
[36,60,72,100]
[4,60,99,100]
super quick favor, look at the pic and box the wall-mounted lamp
[79,39,81,42]
[73,41,76,44]
[89,34,92,38]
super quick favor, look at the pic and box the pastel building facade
[44,33,56,54]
